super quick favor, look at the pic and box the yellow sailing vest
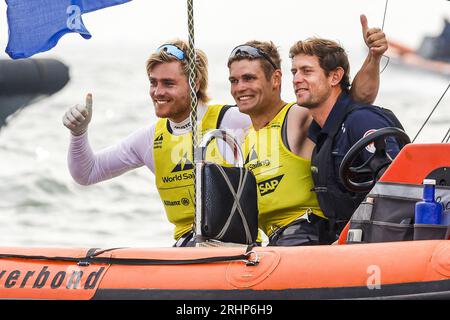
[243,103,325,237]
[154,105,228,240]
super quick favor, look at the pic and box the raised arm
[62,94,152,185]
[350,14,388,104]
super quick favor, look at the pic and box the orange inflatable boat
[0,143,449,300]
[0,241,449,300]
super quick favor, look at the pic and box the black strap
[216,105,234,128]
[166,118,173,134]
[281,105,293,152]
[0,249,252,266]
[77,247,100,266]
[166,105,234,134]
[245,243,256,253]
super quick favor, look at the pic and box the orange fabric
[0,242,449,299]
[380,144,450,184]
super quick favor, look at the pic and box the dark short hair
[289,38,351,91]
[227,40,281,81]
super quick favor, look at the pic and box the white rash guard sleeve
[68,125,156,185]
[67,105,252,185]
[219,106,252,145]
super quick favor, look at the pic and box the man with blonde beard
[63,40,251,247]
[227,15,387,245]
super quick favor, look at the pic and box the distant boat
[0,58,70,129]
[386,18,450,78]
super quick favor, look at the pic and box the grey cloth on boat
[347,182,450,244]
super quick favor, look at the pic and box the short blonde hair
[146,39,210,104]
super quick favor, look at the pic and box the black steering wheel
[339,127,411,193]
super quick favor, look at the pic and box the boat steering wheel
[339,127,411,193]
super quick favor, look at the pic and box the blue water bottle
[415,179,442,224]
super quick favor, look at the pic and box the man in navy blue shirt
[307,93,401,193]
[289,35,404,240]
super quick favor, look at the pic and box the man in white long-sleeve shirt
[63,40,252,247]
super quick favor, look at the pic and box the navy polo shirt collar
[308,91,352,144]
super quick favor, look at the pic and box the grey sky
[0,0,449,59]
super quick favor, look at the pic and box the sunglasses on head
[157,44,185,60]
[229,45,278,70]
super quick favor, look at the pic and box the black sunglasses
[229,45,278,70]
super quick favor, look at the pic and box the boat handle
[244,250,260,266]
[197,129,245,167]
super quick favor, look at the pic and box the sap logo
[257,175,284,196]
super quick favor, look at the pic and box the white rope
[186,0,199,232]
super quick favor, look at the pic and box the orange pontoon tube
[0,144,449,300]
[0,241,449,300]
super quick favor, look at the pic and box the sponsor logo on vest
[245,145,258,165]
[154,133,164,149]
[161,153,194,183]
[248,159,271,171]
[245,145,271,171]
[363,129,377,153]
[163,198,190,207]
[257,174,284,196]
[161,172,194,183]
[173,122,191,130]
[269,123,281,129]
[171,153,194,173]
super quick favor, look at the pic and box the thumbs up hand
[360,14,388,60]
[63,93,93,136]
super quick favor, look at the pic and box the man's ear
[272,69,283,89]
[330,67,344,87]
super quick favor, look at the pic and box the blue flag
[6,0,132,59]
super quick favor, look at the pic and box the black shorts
[268,214,336,246]
[173,231,263,247]
[173,230,196,247]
